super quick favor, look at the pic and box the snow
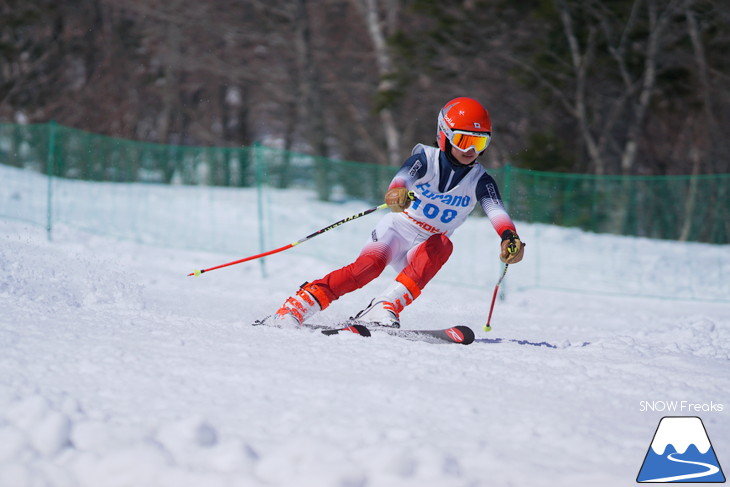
[650,417,711,455]
[1,172,729,486]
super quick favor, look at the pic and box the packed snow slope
[1,201,729,486]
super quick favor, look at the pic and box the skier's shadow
[475,337,591,348]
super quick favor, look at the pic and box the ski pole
[483,239,519,332]
[188,202,389,276]
[483,264,510,332]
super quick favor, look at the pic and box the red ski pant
[310,233,453,308]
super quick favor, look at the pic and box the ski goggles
[449,130,492,153]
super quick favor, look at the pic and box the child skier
[257,97,524,329]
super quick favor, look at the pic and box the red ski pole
[188,202,388,276]
[483,264,510,332]
[483,240,519,332]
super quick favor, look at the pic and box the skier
[258,97,524,329]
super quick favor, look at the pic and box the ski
[315,324,475,345]
[375,325,475,345]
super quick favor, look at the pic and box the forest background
[1,0,728,176]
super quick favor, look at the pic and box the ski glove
[500,229,525,264]
[385,187,413,212]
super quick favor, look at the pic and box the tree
[2,0,728,177]
[351,0,401,166]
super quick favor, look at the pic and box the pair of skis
[306,323,475,345]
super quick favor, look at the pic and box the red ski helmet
[437,97,492,153]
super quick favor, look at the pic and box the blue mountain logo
[637,416,725,483]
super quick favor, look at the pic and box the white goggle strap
[438,111,455,141]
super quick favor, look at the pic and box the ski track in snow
[1,217,729,487]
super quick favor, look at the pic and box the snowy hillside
[1,175,729,486]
